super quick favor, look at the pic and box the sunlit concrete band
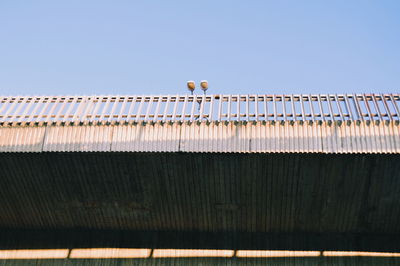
[0,121,399,154]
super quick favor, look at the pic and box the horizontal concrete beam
[0,121,399,153]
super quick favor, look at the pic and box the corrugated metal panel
[0,127,45,152]
[0,121,399,153]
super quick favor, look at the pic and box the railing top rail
[0,94,399,125]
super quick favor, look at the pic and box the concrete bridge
[0,94,399,265]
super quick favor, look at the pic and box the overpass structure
[0,94,400,265]
[1,94,399,153]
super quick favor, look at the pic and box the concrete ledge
[0,121,399,153]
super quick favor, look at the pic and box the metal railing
[0,94,399,125]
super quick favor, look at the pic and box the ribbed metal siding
[0,121,399,153]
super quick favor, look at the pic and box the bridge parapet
[0,94,399,154]
[1,94,399,126]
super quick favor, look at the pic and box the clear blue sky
[0,0,399,95]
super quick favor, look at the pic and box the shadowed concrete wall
[0,153,399,233]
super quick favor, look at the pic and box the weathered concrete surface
[0,152,399,264]
[0,152,399,234]
[0,121,399,153]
